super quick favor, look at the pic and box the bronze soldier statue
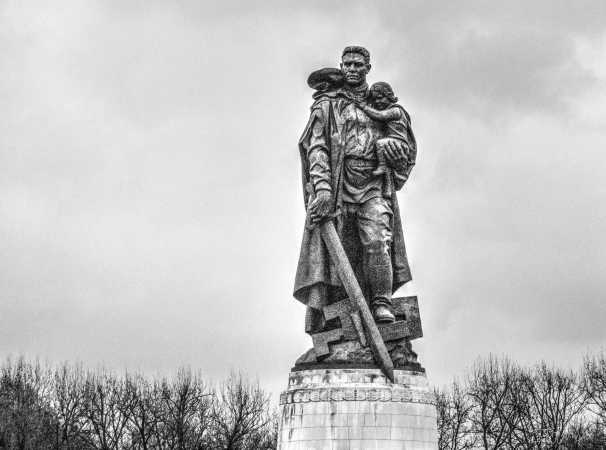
[276,48,438,448]
[294,46,417,336]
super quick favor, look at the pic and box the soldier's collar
[341,83,369,101]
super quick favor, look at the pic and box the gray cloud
[1,0,605,395]
[365,1,603,117]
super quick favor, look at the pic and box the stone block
[277,368,438,450]
[332,441,350,450]
[332,426,349,440]
[362,412,392,427]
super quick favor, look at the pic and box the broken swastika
[310,296,424,357]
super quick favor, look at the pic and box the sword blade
[320,220,394,382]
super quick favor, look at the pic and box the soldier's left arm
[386,114,417,190]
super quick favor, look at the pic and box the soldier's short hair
[342,46,370,64]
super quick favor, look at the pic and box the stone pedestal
[277,367,438,450]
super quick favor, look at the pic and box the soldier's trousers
[340,197,393,311]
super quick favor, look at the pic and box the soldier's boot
[373,304,395,323]
[367,263,395,323]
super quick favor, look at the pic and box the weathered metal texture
[320,220,394,382]
[322,298,358,341]
[392,295,423,340]
[310,295,423,360]
[311,328,344,357]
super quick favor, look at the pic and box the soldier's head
[370,82,398,110]
[340,46,371,88]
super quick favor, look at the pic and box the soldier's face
[340,53,370,87]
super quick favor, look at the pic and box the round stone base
[277,367,438,450]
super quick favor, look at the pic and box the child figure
[357,82,412,178]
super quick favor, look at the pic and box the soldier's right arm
[306,106,332,195]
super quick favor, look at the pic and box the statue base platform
[277,366,438,449]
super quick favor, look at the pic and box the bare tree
[562,417,606,449]
[239,413,278,450]
[467,355,521,449]
[260,412,279,450]
[0,357,57,450]
[435,380,476,450]
[51,362,89,449]
[209,372,273,450]
[123,374,162,450]
[155,368,212,449]
[511,363,586,449]
[0,358,280,450]
[80,370,132,450]
[583,351,606,423]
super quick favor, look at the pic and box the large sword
[319,220,395,382]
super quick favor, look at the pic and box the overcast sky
[1,0,606,398]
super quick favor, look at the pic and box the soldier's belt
[345,158,377,167]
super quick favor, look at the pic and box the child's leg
[373,139,388,175]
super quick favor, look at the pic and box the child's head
[307,68,344,92]
[369,82,398,109]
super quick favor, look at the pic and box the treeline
[0,358,276,450]
[435,353,606,449]
[3,353,606,449]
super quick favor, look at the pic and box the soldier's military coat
[293,86,416,334]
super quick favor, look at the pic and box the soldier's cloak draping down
[293,91,416,334]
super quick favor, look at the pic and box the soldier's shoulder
[312,90,352,107]
[309,94,337,112]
